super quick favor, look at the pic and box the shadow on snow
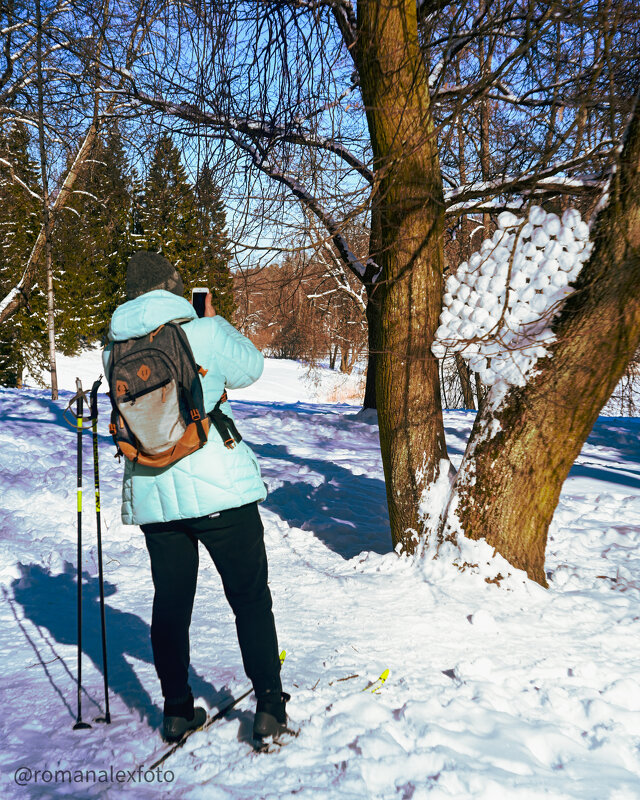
[10,562,240,731]
[249,441,392,559]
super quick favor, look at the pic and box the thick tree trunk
[356,0,448,552]
[449,100,640,585]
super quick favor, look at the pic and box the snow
[2,358,640,798]
[432,206,594,391]
[24,347,366,406]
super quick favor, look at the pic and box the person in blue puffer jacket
[103,251,289,744]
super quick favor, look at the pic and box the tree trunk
[356,0,448,553]
[454,58,476,414]
[455,352,476,410]
[339,347,350,373]
[329,344,338,370]
[35,0,58,399]
[44,246,58,399]
[474,371,486,412]
[449,100,640,585]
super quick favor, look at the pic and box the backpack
[106,321,241,467]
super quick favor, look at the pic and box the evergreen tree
[195,165,235,319]
[139,134,199,276]
[141,135,235,319]
[53,126,133,352]
[0,123,47,386]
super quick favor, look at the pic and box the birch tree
[0,0,149,329]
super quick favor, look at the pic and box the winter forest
[2,0,640,798]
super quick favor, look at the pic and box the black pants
[142,502,282,703]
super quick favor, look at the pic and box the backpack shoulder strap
[208,390,243,449]
[166,320,200,372]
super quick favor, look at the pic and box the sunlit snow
[1,355,639,799]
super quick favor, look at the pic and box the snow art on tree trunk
[432,206,593,392]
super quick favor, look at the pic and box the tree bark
[362,190,383,411]
[450,98,640,585]
[356,0,448,552]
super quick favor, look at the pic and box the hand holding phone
[191,287,208,318]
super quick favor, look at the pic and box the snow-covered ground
[24,347,367,406]
[2,356,640,799]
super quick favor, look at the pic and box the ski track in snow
[1,359,640,799]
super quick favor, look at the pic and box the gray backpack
[107,322,241,467]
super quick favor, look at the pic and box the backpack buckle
[224,437,236,449]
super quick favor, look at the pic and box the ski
[361,668,389,694]
[147,650,287,770]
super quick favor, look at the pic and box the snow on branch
[428,4,490,89]
[228,131,368,282]
[124,88,373,184]
[444,154,613,211]
[309,242,368,311]
[0,287,21,320]
[0,158,41,201]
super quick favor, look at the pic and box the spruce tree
[0,123,47,386]
[141,136,235,319]
[139,134,199,276]
[195,165,235,319]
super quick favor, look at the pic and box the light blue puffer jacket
[103,290,267,525]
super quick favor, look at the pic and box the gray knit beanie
[126,251,184,300]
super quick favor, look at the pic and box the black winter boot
[162,693,206,743]
[253,691,291,742]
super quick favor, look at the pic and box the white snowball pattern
[432,206,593,389]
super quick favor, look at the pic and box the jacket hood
[108,290,197,341]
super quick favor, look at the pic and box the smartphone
[192,287,208,318]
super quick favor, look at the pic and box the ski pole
[73,377,91,731]
[90,376,111,724]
